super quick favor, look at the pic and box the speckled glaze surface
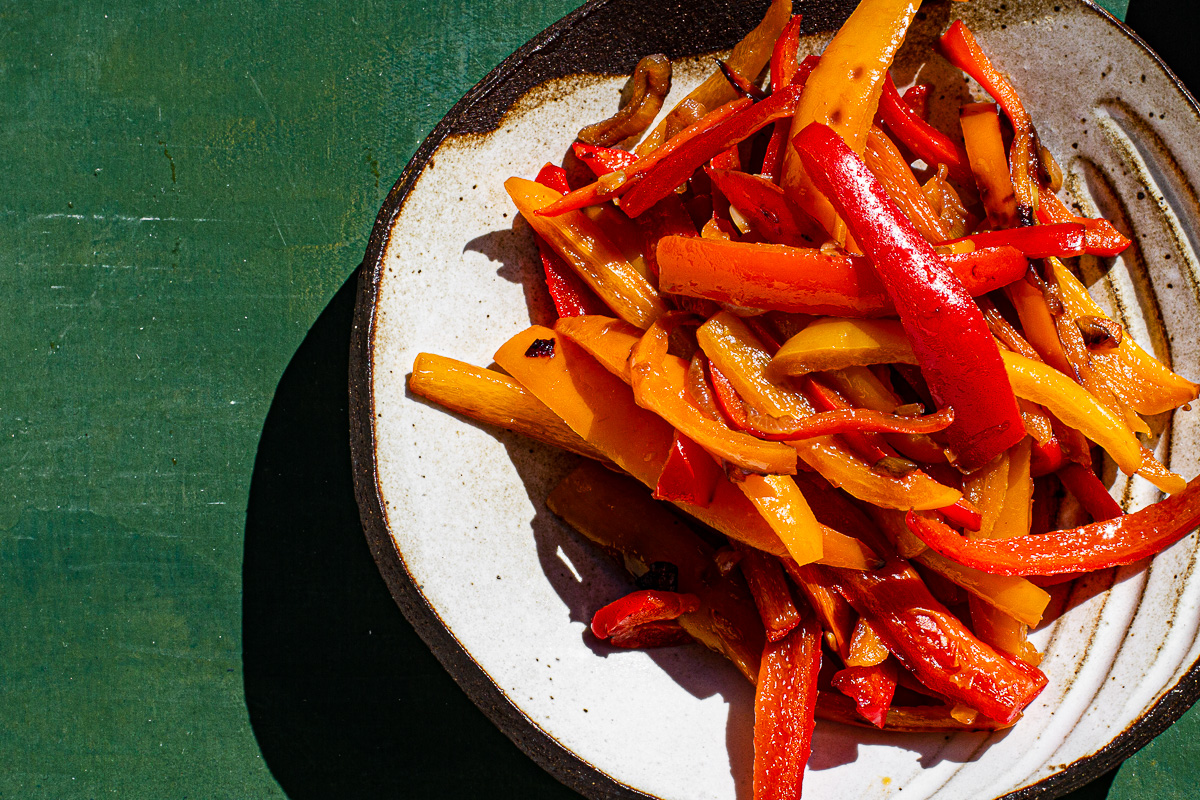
[350,1,1200,798]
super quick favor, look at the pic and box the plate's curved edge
[346,1,1200,798]
[996,3,1200,797]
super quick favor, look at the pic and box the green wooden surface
[0,0,1191,797]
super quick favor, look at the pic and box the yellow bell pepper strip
[940,21,1041,222]
[772,318,914,377]
[959,102,1021,229]
[619,82,809,218]
[792,121,1027,472]
[548,318,880,570]
[827,558,1048,724]
[938,223,1086,259]
[964,449,1010,540]
[630,318,798,474]
[780,0,921,244]
[739,474,825,567]
[590,589,700,647]
[1058,463,1124,522]
[656,235,1028,317]
[542,98,752,216]
[753,610,821,800]
[408,352,607,462]
[876,75,972,186]
[969,595,1042,666]
[864,124,950,243]
[697,311,813,419]
[1037,184,1131,256]
[999,349,1142,476]
[1048,257,1199,416]
[734,542,801,642]
[547,462,766,682]
[1135,444,1187,495]
[506,177,667,329]
[914,549,1050,628]
[989,437,1034,541]
[636,0,792,154]
[905,474,1200,575]
[792,436,961,510]
[654,430,724,507]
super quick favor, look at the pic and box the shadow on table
[240,268,1120,800]
[241,268,578,799]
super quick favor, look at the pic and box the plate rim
[347,1,1200,797]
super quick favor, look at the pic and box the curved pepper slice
[937,223,1086,259]
[905,475,1200,575]
[877,75,971,185]
[1057,463,1124,523]
[572,142,639,177]
[657,236,1027,317]
[654,430,724,507]
[753,610,821,800]
[792,122,1024,472]
[591,589,701,640]
[828,558,1048,724]
[630,318,798,474]
[736,543,801,643]
[707,168,823,245]
[1037,185,1130,256]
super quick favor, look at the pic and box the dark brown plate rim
[347,1,1200,797]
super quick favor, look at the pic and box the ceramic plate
[349,1,1200,797]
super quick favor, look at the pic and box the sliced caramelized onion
[579,54,672,147]
[1077,315,1123,350]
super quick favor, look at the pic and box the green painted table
[0,0,1195,797]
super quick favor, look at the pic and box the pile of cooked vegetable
[407,0,1200,795]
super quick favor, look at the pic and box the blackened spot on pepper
[525,338,556,358]
[635,561,680,592]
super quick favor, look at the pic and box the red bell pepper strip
[707,167,823,245]
[656,235,1028,317]
[533,166,611,318]
[829,558,1048,723]
[753,610,821,800]
[540,98,753,216]
[654,430,724,507]
[621,83,807,218]
[877,76,972,186]
[535,162,571,194]
[905,475,1200,575]
[762,53,820,183]
[736,543,802,642]
[1058,463,1124,523]
[792,122,1025,472]
[831,662,898,728]
[769,15,805,93]
[1036,185,1131,256]
[939,20,1041,222]
[1029,436,1066,478]
[607,620,694,649]
[718,59,768,100]
[938,223,1086,259]
[572,142,639,177]
[940,498,983,531]
[591,589,701,640]
[902,83,931,119]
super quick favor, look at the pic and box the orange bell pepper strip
[780,0,921,244]
[969,595,1042,667]
[828,558,1048,724]
[547,318,879,570]
[753,610,821,800]
[735,542,802,643]
[1135,444,1187,495]
[876,75,972,186]
[1003,275,1075,377]
[960,102,1021,229]
[864,124,950,242]
[637,0,792,154]
[1037,184,1131,256]
[913,547,1050,629]
[548,462,766,682]
[630,318,798,474]
[656,235,1028,317]
[495,326,788,558]
[905,473,1200,575]
[506,177,667,329]
[780,120,1033,473]
[408,352,607,462]
[940,20,1041,222]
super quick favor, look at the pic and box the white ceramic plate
[350,1,1200,797]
